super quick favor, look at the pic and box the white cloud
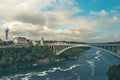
[110,10,118,13]
[115,6,120,9]
[90,10,108,16]
[0,0,119,42]
[112,16,120,22]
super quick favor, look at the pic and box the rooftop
[14,37,27,39]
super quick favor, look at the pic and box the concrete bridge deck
[46,43,120,58]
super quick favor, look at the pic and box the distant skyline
[0,0,120,42]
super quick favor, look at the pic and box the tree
[107,64,120,80]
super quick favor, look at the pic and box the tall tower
[40,37,44,46]
[5,28,9,40]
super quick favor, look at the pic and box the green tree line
[52,47,90,61]
[0,46,54,71]
[107,64,120,80]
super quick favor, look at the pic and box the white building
[13,37,28,46]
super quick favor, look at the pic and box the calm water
[0,48,120,80]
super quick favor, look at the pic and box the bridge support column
[116,45,119,54]
[108,46,111,51]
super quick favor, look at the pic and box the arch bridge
[47,43,120,58]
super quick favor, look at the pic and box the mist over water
[0,48,120,80]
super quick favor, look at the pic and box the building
[13,37,28,46]
[32,40,39,46]
[0,39,2,45]
[5,28,9,40]
[40,37,44,46]
[0,39,2,42]
[0,39,6,45]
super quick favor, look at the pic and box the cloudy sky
[0,0,120,42]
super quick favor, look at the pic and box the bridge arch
[56,44,120,58]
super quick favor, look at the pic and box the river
[0,48,120,80]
